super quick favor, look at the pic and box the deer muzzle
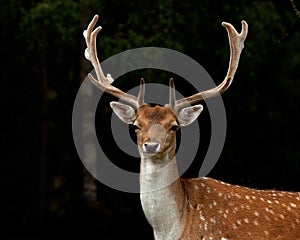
[142,124,167,154]
[142,142,161,153]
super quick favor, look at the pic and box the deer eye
[133,124,141,132]
[169,125,180,132]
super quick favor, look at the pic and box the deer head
[83,15,248,162]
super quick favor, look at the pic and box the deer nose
[143,142,161,154]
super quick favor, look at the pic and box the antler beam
[172,20,248,112]
[83,15,144,107]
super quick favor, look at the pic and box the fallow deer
[83,15,300,240]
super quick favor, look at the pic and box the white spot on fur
[235,193,241,199]
[291,202,297,208]
[204,222,208,231]
[232,223,238,230]
[210,218,216,224]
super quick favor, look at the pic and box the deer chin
[140,151,158,159]
[139,146,173,164]
[139,149,165,160]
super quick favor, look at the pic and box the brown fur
[134,105,178,160]
[180,177,300,239]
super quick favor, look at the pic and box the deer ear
[110,101,136,124]
[178,104,203,126]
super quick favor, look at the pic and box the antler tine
[169,78,176,110]
[174,20,248,112]
[83,15,141,107]
[137,78,145,107]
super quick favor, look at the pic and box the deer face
[110,102,203,159]
[133,105,179,158]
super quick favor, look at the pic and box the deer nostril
[143,142,160,154]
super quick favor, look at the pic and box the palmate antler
[83,15,248,112]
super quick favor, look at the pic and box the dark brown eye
[169,125,179,132]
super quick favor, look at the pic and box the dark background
[1,0,300,239]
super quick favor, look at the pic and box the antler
[83,15,145,107]
[84,15,247,111]
[172,20,248,112]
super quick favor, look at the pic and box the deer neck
[139,145,186,240]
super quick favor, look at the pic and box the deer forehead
[134,105,178,128]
